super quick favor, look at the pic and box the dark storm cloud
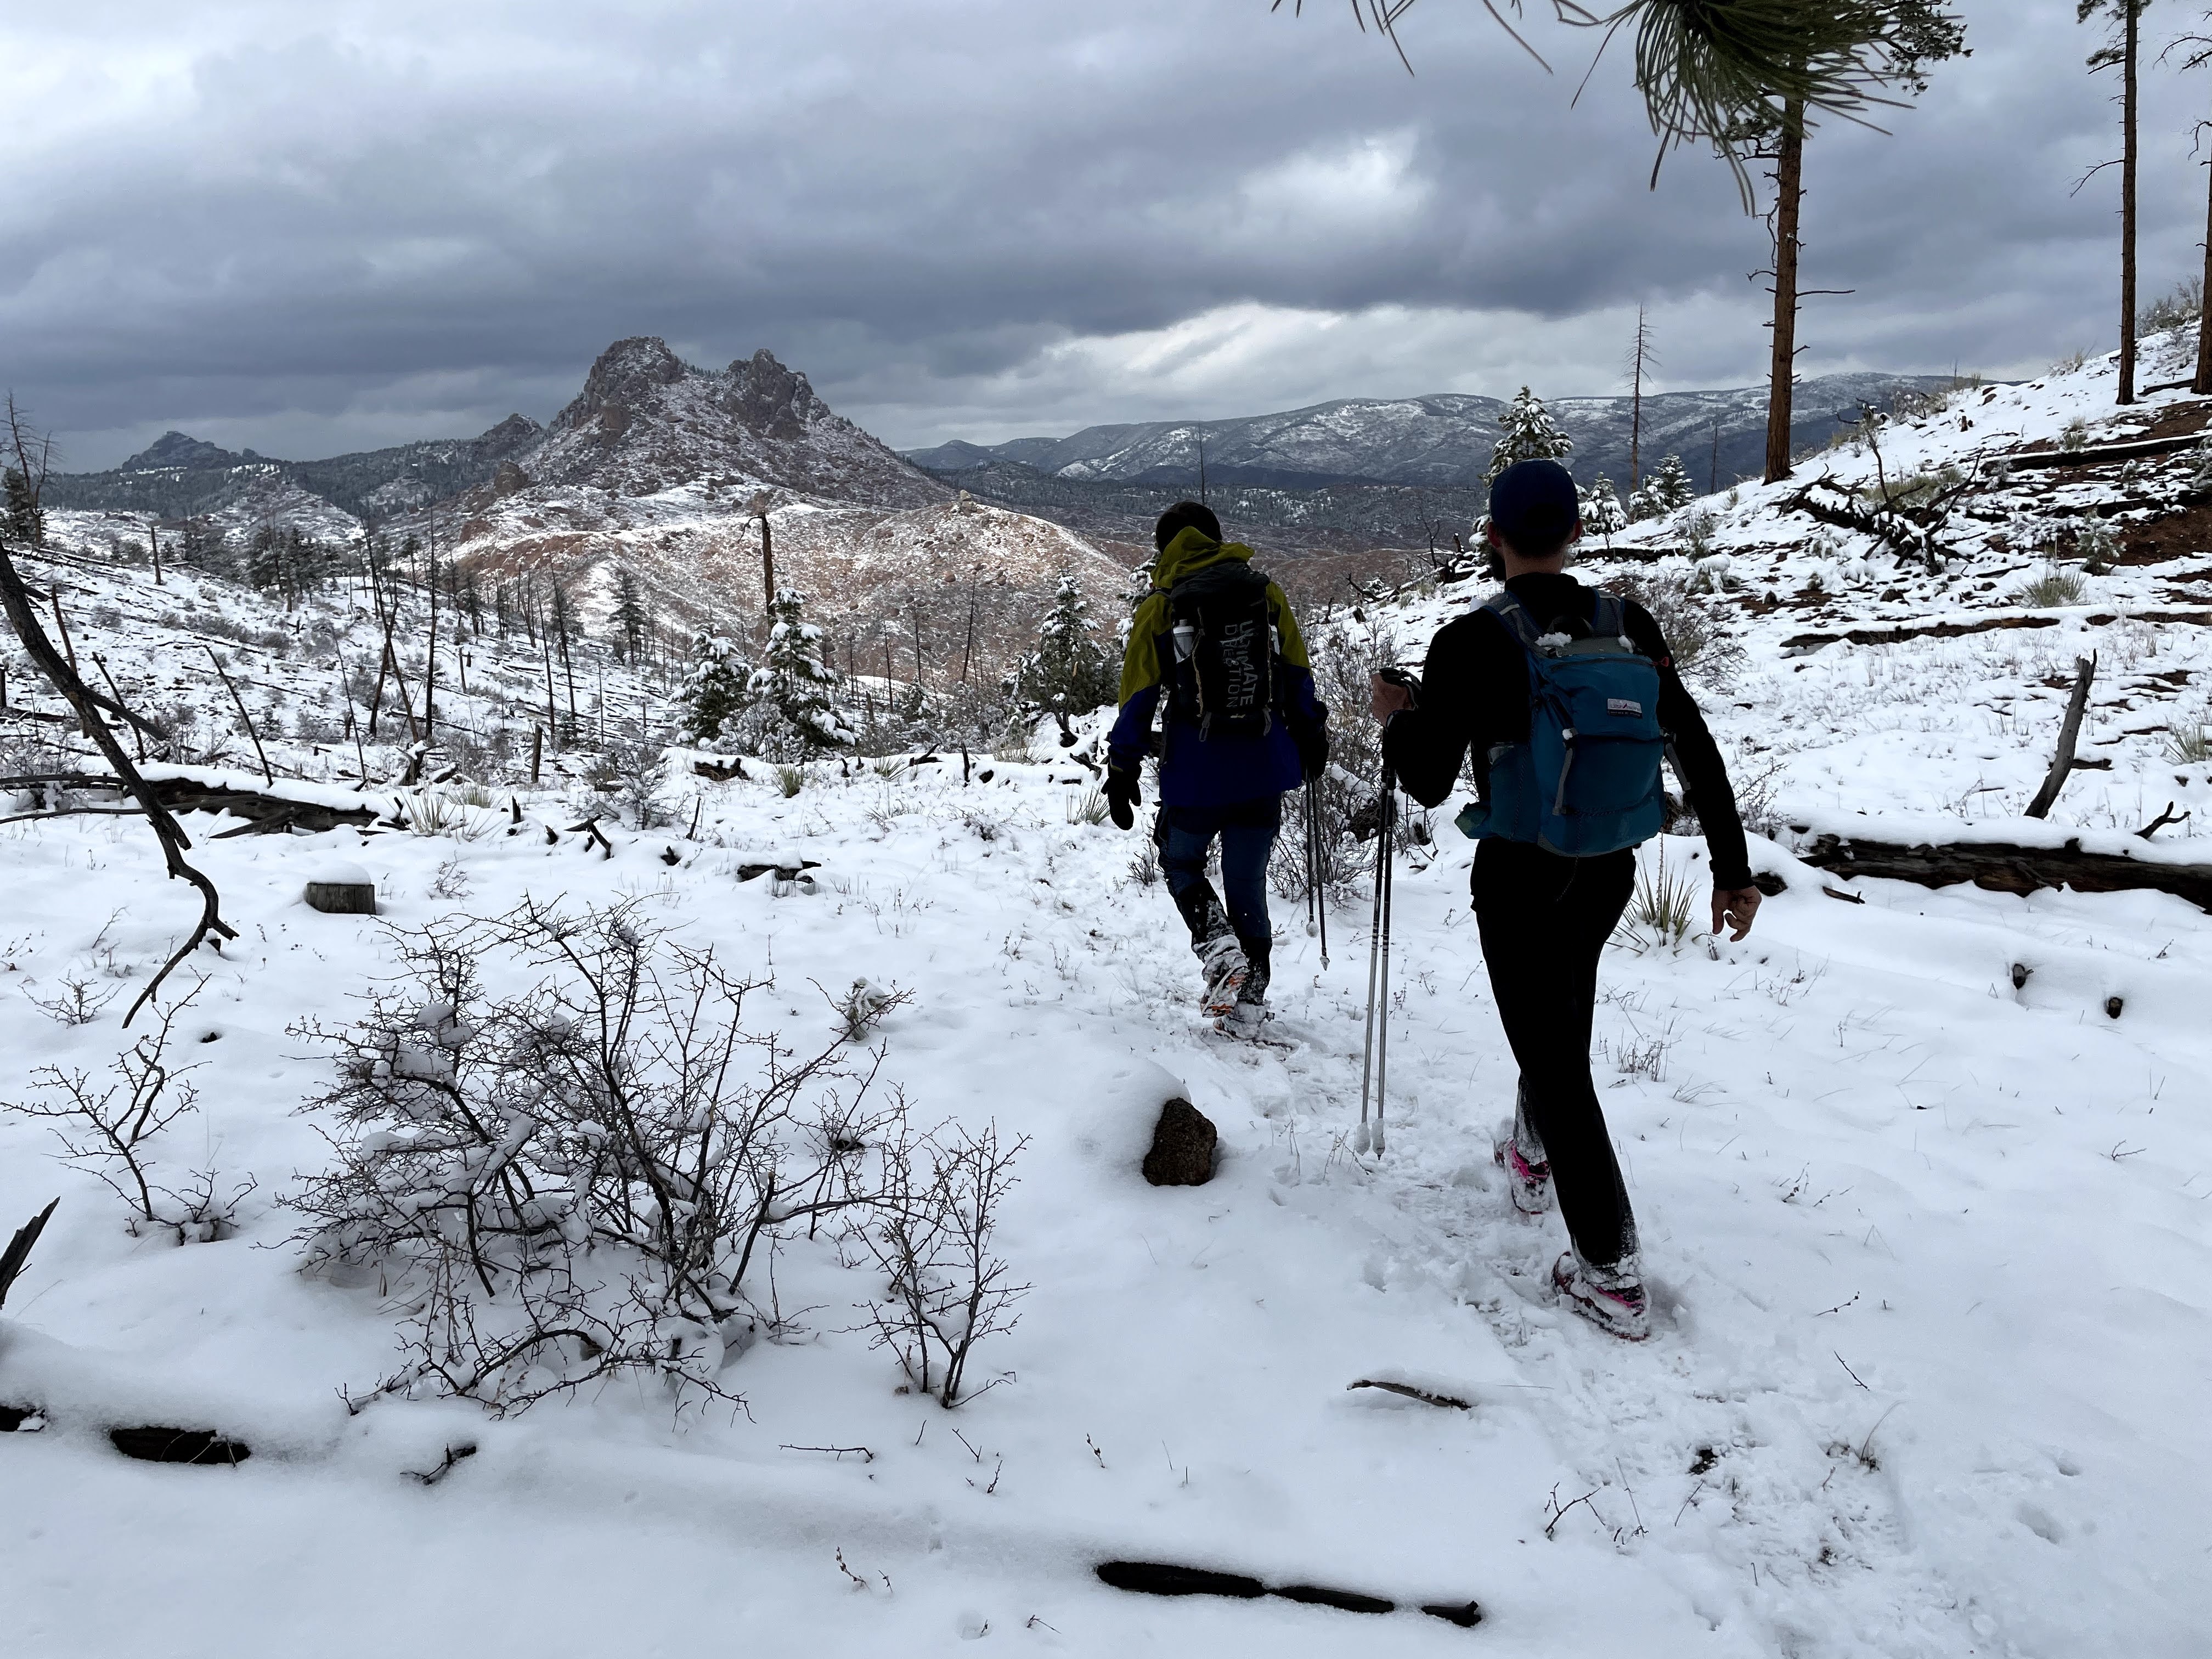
[1,1,2196,466]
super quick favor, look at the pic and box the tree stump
[304,860,377,915]
[1142,1098,1217,1187]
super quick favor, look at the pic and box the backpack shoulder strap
[1589,591,1624,639]
[1481,589,1544,652]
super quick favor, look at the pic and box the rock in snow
[1141,1097,1217,1187]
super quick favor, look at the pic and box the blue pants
[1158,797,1280,950]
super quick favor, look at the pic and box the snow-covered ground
[4,342,2211,1658]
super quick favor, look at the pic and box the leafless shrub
[862,1121,1031,1408]
[1270,612,1400,902]
[289,900,903,1415]
[22,974,120,1026]
[824,977,912,1043]
[2,979,250,1241]
[1608,572,1747,686]
[587,733,672,828]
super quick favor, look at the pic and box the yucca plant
[2010,565,2088,608]
[1613,841,1700,955]
[2166,718,2212,765]
[1066,786,1111,827]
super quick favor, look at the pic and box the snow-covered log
[1798,832,2212,913]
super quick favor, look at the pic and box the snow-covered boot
[1552,1252,1649,1342]
[1174,883,1246,1015]
[1199,935,1248,1016]
[1494,1086,1554,1216]
[1221,936,1271,1034]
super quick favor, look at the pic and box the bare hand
[1711,885,1762,941]
[1369,673,1415,721]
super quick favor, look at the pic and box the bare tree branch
[0,398,237,1025]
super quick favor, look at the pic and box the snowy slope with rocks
[2,338,2210,1659]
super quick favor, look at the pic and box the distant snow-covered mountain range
[904,373,1959,495]
[44,353,1956,567]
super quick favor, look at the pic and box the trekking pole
[1314,780,1330,969]
[1356,763,1395,1155]
[1306,776,1330,969]
[1373,765,1395,1156]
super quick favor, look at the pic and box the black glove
[1104,764,1141,831]
[1293,714,1330,783]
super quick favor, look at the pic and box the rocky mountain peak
[121,431,247,472]
[722,349,830,442]
[525,337,947,509]
[561,336,692,432]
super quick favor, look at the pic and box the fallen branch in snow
[1781,472,1971,572]
[2138,801,2190,839]
[1346,1378,1472,1410]
[0,772,377,835]
[1797,832,2212,913]
[1542,1483,1605,1539]
[2024,653,2097,819]
[1780,614,2061,652]
[1997,431,2207,470]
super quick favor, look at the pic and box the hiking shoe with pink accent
[1496,1135,1554,1215]
[1553,1252,1650,1342]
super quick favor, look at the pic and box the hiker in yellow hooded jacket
[1105,503,1329,1028]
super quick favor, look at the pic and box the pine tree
[3,467,45,547]
[1580,476,1628,543]
[2081,0,2146,405]
[1629,455,1696,522]
[1014,575,1118,715]
[1487,386,1574,482]
[610,567,650,663]
[730,589,853,760]
[678,629,753,745]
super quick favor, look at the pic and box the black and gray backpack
[1163,561,1278,739]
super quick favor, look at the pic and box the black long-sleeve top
[1380,572,1753,889]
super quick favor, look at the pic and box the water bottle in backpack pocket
[1460,590,1666,856]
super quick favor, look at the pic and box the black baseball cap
[1488,459,1579,557]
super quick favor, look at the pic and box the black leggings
[1472,838,1639,1268]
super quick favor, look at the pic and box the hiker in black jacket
[1370,459,1762,1341]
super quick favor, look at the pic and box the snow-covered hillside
[2,337,2209,1659]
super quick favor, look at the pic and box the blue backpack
[1455,590,1666,857]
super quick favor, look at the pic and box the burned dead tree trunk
[2024,653,2097,820]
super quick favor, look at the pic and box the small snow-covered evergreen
[1579,475,1628,543]
[1014,575,1118,715]
[1629,454,1695,521]
[1487,386,1574,481]
[730,589,854,759]
[678,628,754,744]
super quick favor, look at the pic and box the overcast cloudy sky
[7,1,2209,469]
